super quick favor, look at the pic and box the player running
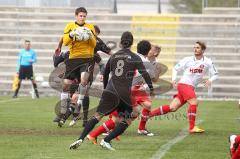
[86,42,161,144]
[145,41,218,133]
[69,31,154,151]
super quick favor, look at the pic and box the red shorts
[131,85,151,107]
[108,85,151,118]
[174,83,196,105]
[109,110,119,118]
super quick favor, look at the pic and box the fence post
[158,0,161,14]
[202,0,208,13]
[202,0,208,8]
[113,0,117,13]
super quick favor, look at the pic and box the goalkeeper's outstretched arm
[55,37,63,55]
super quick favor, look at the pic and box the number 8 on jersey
[115,60,125,77]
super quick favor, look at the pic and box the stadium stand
[0,6,239,99]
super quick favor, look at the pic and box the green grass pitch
[0,96,239,159]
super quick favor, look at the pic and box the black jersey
[94,37,111,54]
[93,37,111,64]
[103,48,153,105]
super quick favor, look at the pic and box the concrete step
[203,8,240,15]
[0,12,131,21]
[159,52,240,60]
[0,36,238,49]
[1,12,240,23]
[0,72,50,81]
[0,41,59,50]
[179,14,240,22]
[1,52,239,64]
[0,63,239,76]
[0,64,54,73]
[0,80,102,92]
[0,34,239,49]
[0,46,239,57]
[0,46,239,59]
[1,26,240,38]
[0,6,112,14]
[1,18,240,29]
[131,27,240,38]
[0,37,239,51]
[178,30,240,38]
[0,55,238,67]
[0,27,125,37]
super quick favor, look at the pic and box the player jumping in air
[53,25,111,127]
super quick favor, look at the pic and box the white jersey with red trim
[132,53,155,86]
[172,56,218,88]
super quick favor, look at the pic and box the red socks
[232,146,240,159]
[149,105,171,117]
[138,105,171,130]
[138,108,150,130]
[89,118,115,138]
[188,105,197,130]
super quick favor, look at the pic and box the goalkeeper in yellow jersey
[58,7,96,127]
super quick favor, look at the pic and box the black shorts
[64,58,94,80]
[19,65,33,80]
[96,89,133,119]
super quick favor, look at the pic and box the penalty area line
[150,120,203,159]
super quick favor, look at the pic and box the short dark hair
[94,25,100,34]
[120,31,133,49]
[75,7,87,15]
[196,41,206,51]
[25,40,31,43]
[137,40,151,56]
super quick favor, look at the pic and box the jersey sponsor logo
[189,68,203,73]
[189,64,204,73]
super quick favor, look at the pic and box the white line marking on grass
[0,98,20,103]
[151,120,203,159]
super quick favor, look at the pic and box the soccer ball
[75,27,92,41]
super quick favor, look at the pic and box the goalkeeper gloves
[69,29,79,41]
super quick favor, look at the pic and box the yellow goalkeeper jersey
[63,21,96,59]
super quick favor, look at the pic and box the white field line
[151,120,203,159]
[0,98,20,103]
